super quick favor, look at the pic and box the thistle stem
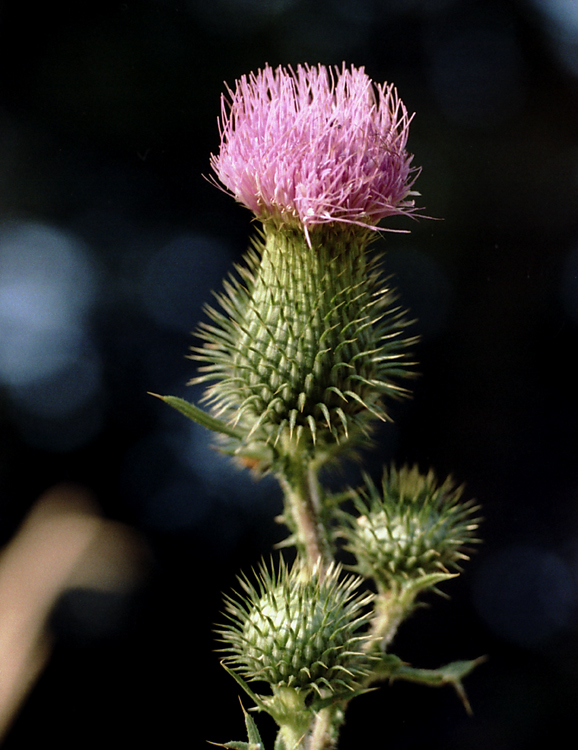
[308,707,337,750]
[368,591,406,651]
[276,722,309,750]
[278,460,333,570]
[368,583,420,652]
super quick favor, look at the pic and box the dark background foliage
[1,0,578,747]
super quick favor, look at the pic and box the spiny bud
[217,559,374,700]
[341,465,481,592]
[191,224,416,467]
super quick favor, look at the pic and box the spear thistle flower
[191,64,420,468]
[211,63,418,242]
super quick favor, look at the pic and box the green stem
[272,687,314,750]
[275,705,340,750]
[275,724,307,750]
[307,707,339,750]
[278,458,332,570]
[368,588,411,651]
[275,459,336,748]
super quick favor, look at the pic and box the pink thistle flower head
[210,63,419,240]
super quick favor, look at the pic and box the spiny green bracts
[217,559,375,702]
[340,465,481,592]
[190,224,416,470]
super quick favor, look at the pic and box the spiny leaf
[386,655,487,715]
[219,662,269,714]
[208,701,265,749]
[149,394,244,439]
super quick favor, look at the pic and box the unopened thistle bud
[217,560,374,701]
[341,465,481,593]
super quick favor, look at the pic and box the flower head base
[191,225,417,468]
[211,63,418,241]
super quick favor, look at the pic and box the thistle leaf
[208,702,266,750]
[386,655,487,715]
[149,393,244,439]
[219,662,269,714]
[242,705,264,746]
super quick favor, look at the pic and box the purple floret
[211,63,419,242]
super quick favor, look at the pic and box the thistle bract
[342,466,481,590]
[211,63,418,240]
[191,225,416,465]
[218,560,374,698]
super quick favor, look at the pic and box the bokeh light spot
[0,222,99,386]
[140,232,233,333]
[8,346,102,419]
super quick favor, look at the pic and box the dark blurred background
[1,0,578,747]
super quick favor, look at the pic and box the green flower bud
[218,559,374,700]
[341,465,481,592]
[191,224,416,469]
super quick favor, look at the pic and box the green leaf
[219,662,269,714]
[400,571,459,600]
[148,394,244,439]
[242,704,265,746]
[310,686,377,712]
[386,655,487,715]
[207,701,265,750]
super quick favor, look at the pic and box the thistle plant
[154,63,483,750]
